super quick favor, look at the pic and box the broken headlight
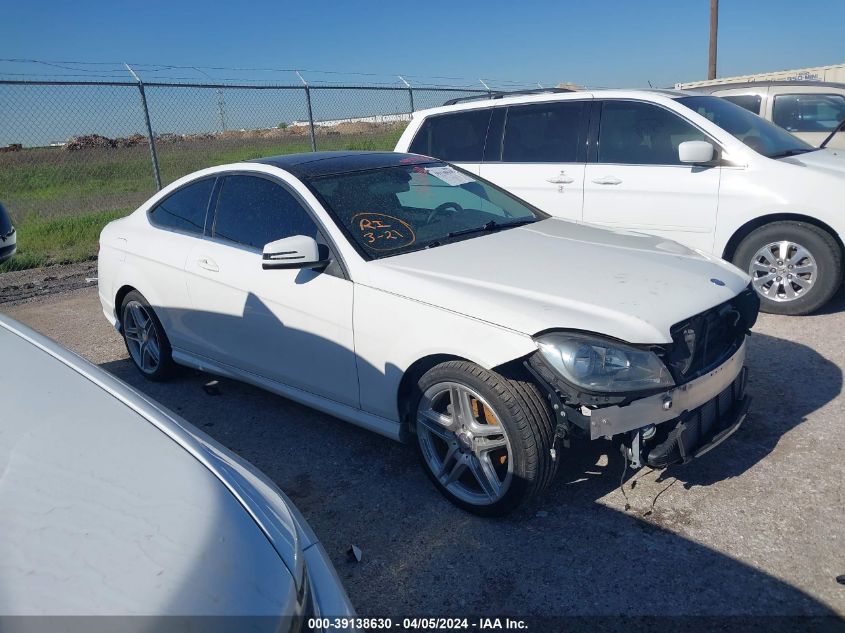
[535,333,674,393]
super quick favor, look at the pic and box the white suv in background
[396,89,845,315]
[694,81,845,149]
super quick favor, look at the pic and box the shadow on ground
[100,327,843,623]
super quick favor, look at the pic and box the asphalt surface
[2,275,844,624]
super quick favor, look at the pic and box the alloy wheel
[417,382,513,506]
[749,240,817,303]
[122,300,162,375]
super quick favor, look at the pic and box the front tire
[120,290,176,381]
[733,221,842,315]
[411,361,557,516]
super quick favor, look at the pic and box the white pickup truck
[691,81,845,150]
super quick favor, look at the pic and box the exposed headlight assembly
[535,333,674,393]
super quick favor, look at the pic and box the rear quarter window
[148,178,215,235]
[408,109,492,162]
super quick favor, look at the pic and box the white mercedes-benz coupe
[99,151,759,515]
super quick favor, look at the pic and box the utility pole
[708,0,719,80]
[194,67,226,132]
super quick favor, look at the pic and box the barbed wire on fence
[0,76,513,222]
[0,58,554,90]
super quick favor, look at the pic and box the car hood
[0,316,306,615]
[780,147,845,177]
[365,219,749,344]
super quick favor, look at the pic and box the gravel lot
[2,271,844,625]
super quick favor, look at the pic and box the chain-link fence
[0,80,490,222]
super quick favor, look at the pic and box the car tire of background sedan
[120,290,177,381]
[411,361,557,516]
[733,221,842,316]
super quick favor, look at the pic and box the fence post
[398,75,414,113]
[125,64,162,191]
[296,71,318,152]
[479,78,492,99]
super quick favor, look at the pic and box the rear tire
[732,221,842,315]
[410,361,557,516]
[120,290,177,381]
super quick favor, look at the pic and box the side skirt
[171,348,404,443]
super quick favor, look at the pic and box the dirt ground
[2,268,844,626]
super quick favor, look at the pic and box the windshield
[677,95,816,158]
[307,162,546,259]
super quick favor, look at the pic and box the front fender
[354,284,536,422]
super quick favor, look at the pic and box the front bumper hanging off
[527,337,751,469]
[628,366,749,469]
[587,341,747,441]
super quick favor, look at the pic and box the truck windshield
[307,161,546,259]
[677,95,816,159]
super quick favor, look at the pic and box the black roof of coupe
[250,151,431,179]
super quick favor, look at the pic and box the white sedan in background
[0,315,354,629]
[98,151,758,515]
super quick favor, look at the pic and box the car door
[582,99,721,252]
[480,100,589,222]
[140,177,217,350]
[183,173,358,407]
[407,107,491,175]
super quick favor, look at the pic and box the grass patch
[0,129,406,220]
[0,126,408,272]
[0,209,129,273]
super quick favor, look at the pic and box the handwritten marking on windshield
[351,212,416,251]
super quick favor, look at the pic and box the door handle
[197,257,219,272]
[546,172,575,184]
[592,176,622,185]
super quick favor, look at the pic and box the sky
[2,0,844,89]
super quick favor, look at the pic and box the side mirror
[678,140,716,164]
[262,235,329,270]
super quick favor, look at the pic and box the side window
[721,94,762,115]
[773,94,845,132]
[408,109,492,162]
[148,178,215,234]
[213,175,318,249]
[502,101,586,162]
[598,101,707,165]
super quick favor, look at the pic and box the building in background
[676,62,845,89]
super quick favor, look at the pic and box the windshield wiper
[821,118,845,149]
[446,218,535,239]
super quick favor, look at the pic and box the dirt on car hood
[365,218,750,344]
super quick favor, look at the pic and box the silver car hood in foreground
[368,218,749,344]
[0,316,318,616]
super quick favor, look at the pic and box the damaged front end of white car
[526,287,760,470]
